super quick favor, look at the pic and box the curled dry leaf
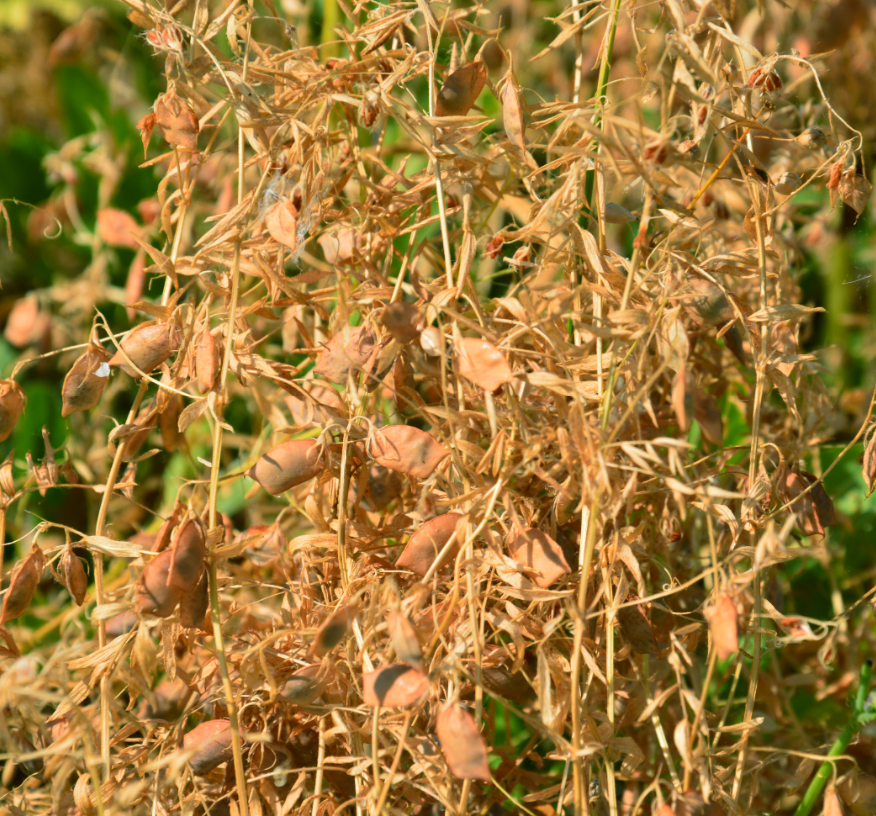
[616,597,661,656]
[369,425,450,479]
[456,337,513,392]
[387,610,424,671]
[247,439,325,495]
[109,321,181,377]
[136,549,181,618]
[435,703,491,781]
[436,61,487,117]
[707,594,738,661]
[62,345,111,417]
[155,89,199,150]
[505,527,571,588]
[362,664,429,706]
[0,380,27,443]
[97,208,142,250]
[168,518,206,592]
[62,548,88,606]
[397,513,463,576]
[380,302,422,343]
[314,325,376,383]
[0,548,44,625]
[310,604,353,658]
[183,720,235,775]
[195,329,220,394]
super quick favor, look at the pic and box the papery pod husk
[362,664,429,707]
[247,439,325,495]
[435,703,491,781]
[195,329,220,394]
[616,596,661,656]
[243,524,285,567]
[396,513,463,576]
[61,345,110,417]
[62,547,88,606]
[0,547,44,625]
[109,321,181,377]
[179,568,209,631]
[369,425,450,479]
[158,392,184,451]
[167,518,206,592]
[456,337,514,392]
[500,65,527,154]
[136,549,181,618]
[183,719,234,775]
[839,168,872,217]
[0,380,26,444]
[314,325,376,384]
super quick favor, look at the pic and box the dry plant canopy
[1,0,876,814]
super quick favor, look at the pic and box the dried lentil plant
[0,0,873,815]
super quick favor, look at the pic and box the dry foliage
[0,0,874,815]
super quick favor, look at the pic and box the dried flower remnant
[247,439,325,495]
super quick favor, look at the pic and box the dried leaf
[155,90,199,150]
[97,208,142,250]
[505,527,571,588]
[265,200,298,250]
[369,425,450,479]
[456,337,514,392]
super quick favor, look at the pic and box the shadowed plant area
[1,0,876,814]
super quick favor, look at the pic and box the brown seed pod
[183,720,235,775]
[167,518,206,592]
[456,337,514,392]
[109,321,181,378]
[158,392,184,451]
[435,61,487,117]
[310,604,353,658]
[396,513,463,576]
[616,597,661,656]
[247,439,325,495]
[143,679,193,721]
[387,610,424,671]
[179,568,209,630]
[795,126,826,150]
[195,329,220,394]
[706,594,738,661]
[278,664,327,705]
[0,380,27,443]
[314,325,376,383]
[369,425,450,479]
[106,610,138,638]
[0,548,44,625]
[839,168,872,217]
[435,703,491,781]
[62,345,111,417]
[62,547,88,606]
[379,302,422,344]
[779,469,837,537]
[136,548,181,618]
[265,199,298,250]
[506,527,571,588]
[362,664,429,707]
[672,366,694,433]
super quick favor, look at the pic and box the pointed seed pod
[435,61,487,117]
[362,664,429,707]
[396,513,463,576]
[436,703,491,781]
[136,548,181,618]
[369,425,450,479]
[247,439,325,495]
[62,547,88,606]
[167,518,206,591]
[195,329,220,394]
[109,322,181,377]
[183,720,235,776]
[0,380,26,443]
[62,345,111,417]
[0,548,44,625]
